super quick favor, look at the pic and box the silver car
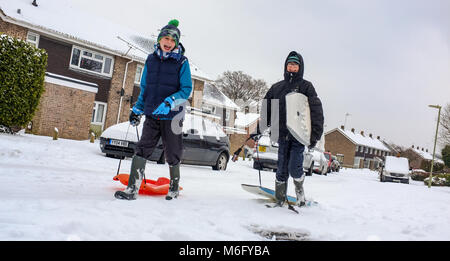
[252,134,315,176]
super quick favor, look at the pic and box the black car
[100,114,230,170]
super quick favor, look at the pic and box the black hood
[284,51,304,82]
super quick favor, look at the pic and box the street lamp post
[427,104,442,188]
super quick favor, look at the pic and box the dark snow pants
[135,116,183,166]
[276,134,305,182]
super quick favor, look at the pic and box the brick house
[231,111,260,157]
[401,145,444,169]
[325,126,393,169]
[0,0,211,140]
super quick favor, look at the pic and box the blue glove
[152,97,175,115]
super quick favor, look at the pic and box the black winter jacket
[261,51,324,144]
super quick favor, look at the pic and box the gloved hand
[308,139,317,150]
[152,97,175,116]
[249,133,261,141]
[129,110,142,127]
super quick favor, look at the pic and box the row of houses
[325,126,445,170]
[0,0,244,142]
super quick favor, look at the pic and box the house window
[355,146,359,152]
[365,147,368,153]
[70,46,114,77]
[26,31,40,48]
[92,102,107,129]
[135,64,144,85]
[225,110,230,121]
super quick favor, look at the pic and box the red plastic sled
[113,174,182,195]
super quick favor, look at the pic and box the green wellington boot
[293,177,306,207]
[114,155,146,200]
[274,179,287,207]
[165,163,180,200]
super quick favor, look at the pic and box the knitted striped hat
[286,55,301,65]
[157,19,181,48]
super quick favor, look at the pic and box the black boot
[114,155,146,200]
[165,163,180,200]
[293,177,306,207]
[275,179,287,206]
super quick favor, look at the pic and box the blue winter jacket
[132,44,192,120]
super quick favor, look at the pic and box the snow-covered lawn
[1,132,450,241]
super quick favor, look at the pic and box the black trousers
[276,134,305,182]
[135,116,183,166]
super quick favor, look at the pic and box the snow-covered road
[1,133,449,241]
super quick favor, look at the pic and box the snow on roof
[202,83,240,110]
[411,148,444,164]
[0,0,212,81]
[235,112,259,128]
[329,128,391,151]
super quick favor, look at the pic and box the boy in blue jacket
[115,19,192,201]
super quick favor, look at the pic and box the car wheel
[213,152,228,171]
[157,152,165,164]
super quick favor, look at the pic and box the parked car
[252,134,315,176]
[323,151,333,173]
[311,150,328,175]
[379,156,410,184]
[99,114,231,170]
[330,155,341,172]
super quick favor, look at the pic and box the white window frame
[135,64,144,85]
[225,109,230,121]
[69,45,114,77]
[26,31,40,48]
[91,101,108,130]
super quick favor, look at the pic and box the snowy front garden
[1,132,450,241]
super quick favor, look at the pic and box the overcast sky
[73,0,449,151]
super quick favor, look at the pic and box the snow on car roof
[100,113,226,142]
[384,156,409,174]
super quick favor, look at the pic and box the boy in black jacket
[255,51,324,207]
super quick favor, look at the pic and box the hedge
[424,173,450,187]
[0,34,48,133]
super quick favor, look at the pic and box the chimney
[32,0,38,7]
[17,8,21,14]
[369,133,373,138]
[351,128,355,133]
[360,131,364,136]
[377,136,380,140]
[340,125,345,130]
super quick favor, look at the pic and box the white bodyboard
[285,92,311,146]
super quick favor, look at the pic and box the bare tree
[439,103,450,146]
[215,71,268,103]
